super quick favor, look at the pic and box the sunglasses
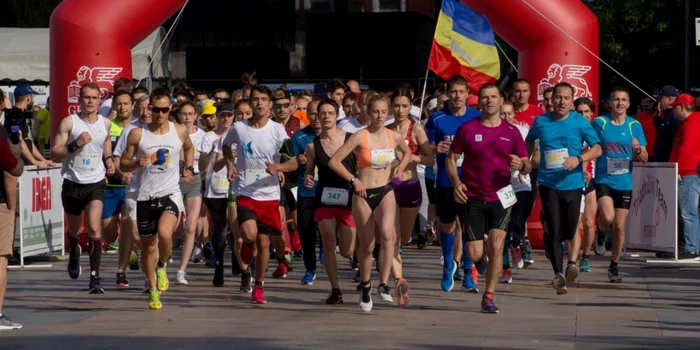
[274,103,290,109]
[150,106,171,114]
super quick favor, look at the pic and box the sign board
[625,162,677,256]
[18,166,64,266]
[696,18,700,46]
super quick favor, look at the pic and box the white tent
[0,27,170,83]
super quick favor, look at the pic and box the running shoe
[156,267,169,292]
[231,255,242,276]
[594,229,606,256]
[378,283,393,303]
[68,245,82,280]
[175,270,188,285]
[284,251,294,271]
[148,290,162,310]
[608,266,622,283]
[521,240,534,267]
[475,254,488,275]
[88,275,105,294]
[240,242,254,265]
[116,272,129,287]
[359,282,373,312]
[142,277,150,294]
[326,288,343,304]
[240,269,253,293]
[461,268,479,293]
[202,242,214,260]
[416,233,426,249]
[205,253,216,268]
[353,270,361,283]
[129,250,140,271]
[580,256,591,272]
[213,264,224,286]
[192,245,204,263]
[272,262,289,278]
[565,263,579,285]
[0,314,22,330]
[301,270,316,285]
[552,273,567,295]
[252,284,266,304]
[395,278,409,306]
[511,247,524,269]
[319,248,325,265]
[499,269,513,284]
[351,257,359,271]
[441,259,457,292]
[481,293,499,313]
[105,241,119,254]
[453,261,464,281]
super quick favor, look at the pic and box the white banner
[18,166,64,265]
[625,162,677,254]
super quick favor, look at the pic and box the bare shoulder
[59,115,74,131]
[174,123,189,140]
[127,126,143,143]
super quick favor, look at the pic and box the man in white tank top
[51,82,115,294]
[120,88,196,310]
[222,85,293,304]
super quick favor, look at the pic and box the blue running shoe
[441,260,457,292]
[475,254,488,275]
[461,270,479,293]
[481,294,499,313]
[205,254,216,268]
[579,257,591,272]
[301,270,316,285]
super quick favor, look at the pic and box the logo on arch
[536,64,592,106]
[67,65,124,114]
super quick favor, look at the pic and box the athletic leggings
[205,198,229,266]
[297,196,318,271]
[539,186,582,274]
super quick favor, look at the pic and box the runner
[304,99,356,303]
[52,82,115,294]
[328,94,412,312]
[426,75,481,293]
[221,85,293,304]
[525,82,602,295]
[175,100,207,284]
[446,83,531,313]
[388,87,433,306]
[591,87,647,282]
[120,88,195,309]
[101,90,139,287]
[512,79,545,127]
[199,100,236,286]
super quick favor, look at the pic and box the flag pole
[418,68,430,114]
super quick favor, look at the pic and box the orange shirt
[294,110,309,125]
[669,112,700,176]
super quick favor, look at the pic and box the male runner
[525,82,601,295]
[591,87,647,282]
[446,83,531,313]
[120,88,195,309]
[52,82,115,294]
[222,85,293,304]
[512,79,545,127]
[426,75,481,293]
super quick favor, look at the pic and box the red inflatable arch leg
[464,0,599,249]
[49,0,187,141]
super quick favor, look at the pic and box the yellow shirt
[36,108,50,142]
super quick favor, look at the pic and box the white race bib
[73,153,100,173]
[290,187,298,201]
[371,149,393,169]
[544,148,568,169]
[497,185,517,209]
[321,187,349,206]
[607,157,629,175]
[211,173,230,194]
[244,169,274,187]
[456,153,464,167]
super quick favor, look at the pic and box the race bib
[607,157,629,175]
[371,149,393,169]
[544,148,568,169]
[456,153,464,167]
[244,169,274,187]
[321,187,349,206]
[211,172,230,194]
[496,185,517,209]
[314,166,319,181]
[73,153,100,173]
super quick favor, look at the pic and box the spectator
[653,85,679,162]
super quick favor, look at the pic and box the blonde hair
[366,93,389,112]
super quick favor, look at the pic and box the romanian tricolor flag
[428,0,500,92]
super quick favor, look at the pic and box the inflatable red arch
[49,0,599,248]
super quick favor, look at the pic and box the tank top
[403,121,420,156]
[314,133,356,209]
[136,122,183,201]
[61,114,108,184]
[355,128,395,169]
[106,118,128,187]
[189,128,206,174]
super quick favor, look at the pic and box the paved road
[1,246,699,349]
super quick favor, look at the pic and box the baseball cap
[216,102,235,114]
[669,93,694,107]
[200,100,216,115]
[14,83,37,97]
[427,98,438,110]
[660,85,679,97]
[272,88,291,102]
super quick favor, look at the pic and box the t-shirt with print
[450,118,527,202]
[526,111,600,191]
[427,106,482,188]
[514,104,544,128]
[592,115,646,191]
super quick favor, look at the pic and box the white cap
[427,98,438,110]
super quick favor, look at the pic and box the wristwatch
[185,166,195,174]
[350,177,357,184]
[577,156,583,165]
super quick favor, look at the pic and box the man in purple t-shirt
[445,83,531,314]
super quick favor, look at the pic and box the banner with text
[18,166,64,261]
[625,162,677,253]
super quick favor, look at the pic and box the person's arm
[0,138,23,177]
[119,128,144,173]
[446,126,468,204]
[510,131,532,175]
[102,119,115,175]
[631,121,649,164]
[303,141,316,189]
[198,134,216,173]
[391,130,412,177]
[329,132,365,197]
[178,125,195,183]
[51,117,75,161]
[413,123,435,167]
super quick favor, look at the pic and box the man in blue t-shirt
[591,87,648,283]
[526,82,601,295]
[426,75,481,293]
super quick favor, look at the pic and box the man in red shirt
[512,79,545,127]
[635,96,657,160]
[0,129,24,330]
[669,93,700,259]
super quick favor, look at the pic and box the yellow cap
[200,100,216,115]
